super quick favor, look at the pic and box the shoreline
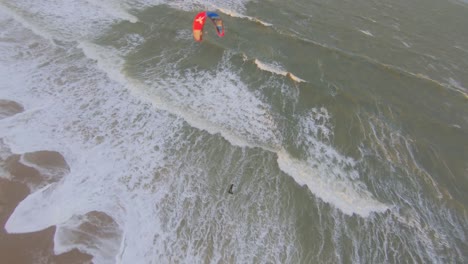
[0,178,93,264]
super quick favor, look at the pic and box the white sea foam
[359,16,377,23]
[454,45,468,54]
[0,12,173,262]
[217,7,273,26]
[167,0,251,13]
[393,36,412,48]
[447,77,467,92]
[0,139,13,180]
[54,211,123,263]
[277,150,388,217]
[401,40,411,48]
[0,3,54,41]
[79,42,280,149]
[86,0,138,23]
[359,29,374,37]
[18,153,68,188]
[254,58,306,83]
[0,0,124,41]
[282,108,388,217]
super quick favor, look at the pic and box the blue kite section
[206,11,221,19]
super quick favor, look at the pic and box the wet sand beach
[0,151,92,264]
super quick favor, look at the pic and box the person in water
[214,19,223,32]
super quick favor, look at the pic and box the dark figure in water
[228,184,234,194]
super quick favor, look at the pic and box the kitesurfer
[193,11,224,42]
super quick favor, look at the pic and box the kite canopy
[192,11,224,42]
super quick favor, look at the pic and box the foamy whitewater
[1,0,467,263]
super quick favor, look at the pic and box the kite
[193,11,224,42]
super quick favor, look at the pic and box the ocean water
[0,0,467,263]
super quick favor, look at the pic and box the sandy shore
[0,179,93,264]
[0,100,96,263]
[0,151,93,264]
